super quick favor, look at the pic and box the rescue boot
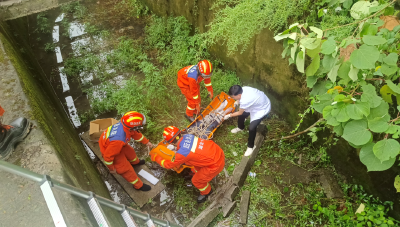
[197,188,213,204]
[185,114,195,122]
[0,117,31,160]
[131,159,145,166]
[137,183,151,192]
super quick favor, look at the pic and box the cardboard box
[89,118,119,142]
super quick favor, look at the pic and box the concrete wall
[139,0,307,126]
[0,19,125,225]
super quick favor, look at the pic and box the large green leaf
[383,53,398,66]
[381,64,398,76]
[306,56,320,77]
[360,143,396,171]
[321,37,336,55]
[333,124,344,136]
[362,35,387,45]
[306,76,318,88]
[351,1,373,19]
[296,50,305,73]
[312,93,334,113]
[360,23,378,37]
[342,119,372,146]
[368,101,389,121]
[386,80,400,94]
[322,55,337,72]
[328,64,340,82]
[348,64,359,81]
[343,0,353,9]
[346,101,370,120]
[332,102,350,122]
[291,43,298,60]
[307,46,321,58]
[361,84,383,108]
[350,45,379,69]
[368,117,389,133]
[301,38,321,50]
[395,176,400,193]
[310,81,329,97]
[373,139,400,162]
[310,26,323,38]
[385,125,400,134]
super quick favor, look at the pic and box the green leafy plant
[276,0,400,174]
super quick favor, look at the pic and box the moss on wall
[0,20,109,196]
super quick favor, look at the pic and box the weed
[35,13,52,34]
[44,42,57,52]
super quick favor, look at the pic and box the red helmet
[163,126,181,143]
[198,60,213,76]
[121,111,146,129]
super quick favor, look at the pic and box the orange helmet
[198,60,213,76]
[121,111,146,130]
[163,126,181,143]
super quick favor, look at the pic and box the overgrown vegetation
[204,0,313,54]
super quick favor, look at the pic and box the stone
[222,200,236,218]
[224,184,239,201]
[239,190,251,224]
[233,124,267,187]
[187,204,220,227]
[319,171,344,199]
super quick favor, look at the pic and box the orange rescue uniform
[177,65,213,117]
[99,122,149,189]
[152,134,224,195]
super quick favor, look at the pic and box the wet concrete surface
[0,35,93,227]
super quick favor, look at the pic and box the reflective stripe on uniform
[191,137,199,153]
[199,183,209,191]
[161,160,165,168]
[187,106,195,110]
[135,135,144,142]
[104,160,113,165]
[186,65,195,72]
[204,83,212,87]
[130,178,139,185]
[130,157,138,162]
[193,95,199,99]
[105,126,112,139]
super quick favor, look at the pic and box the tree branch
[267,118,325,142]
[323,0,396,33]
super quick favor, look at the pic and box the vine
[275,0,400,174]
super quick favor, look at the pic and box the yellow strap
[193,95,198,99]
[187,106,195,110]
[199,183,209,191]
[204,83,212,86]
[163,130,169,135]
[130,178,139,184]
[104,160,113,165]
[191,137,199,153]
[130,157,137,162]
[135,135,144,142]
[105,126,112,139]
[161,160,165,168]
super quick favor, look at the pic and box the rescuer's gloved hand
[146,142,154,148]
[110,169,117,174]
[224,114,231,120]
[167,144,176,151]
[196,104,201,114]
[208,91,213,99]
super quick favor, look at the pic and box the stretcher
[150,92,236,173]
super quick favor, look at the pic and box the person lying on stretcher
[151,126,225,203]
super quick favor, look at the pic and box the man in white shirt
[224,85,271,156]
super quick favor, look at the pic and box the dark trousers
[238,112,267,148]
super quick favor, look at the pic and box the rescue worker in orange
[151,126,225,203]
[177,60,214,122]
[99,111,154,191]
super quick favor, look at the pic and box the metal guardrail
[0,160,179,227]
